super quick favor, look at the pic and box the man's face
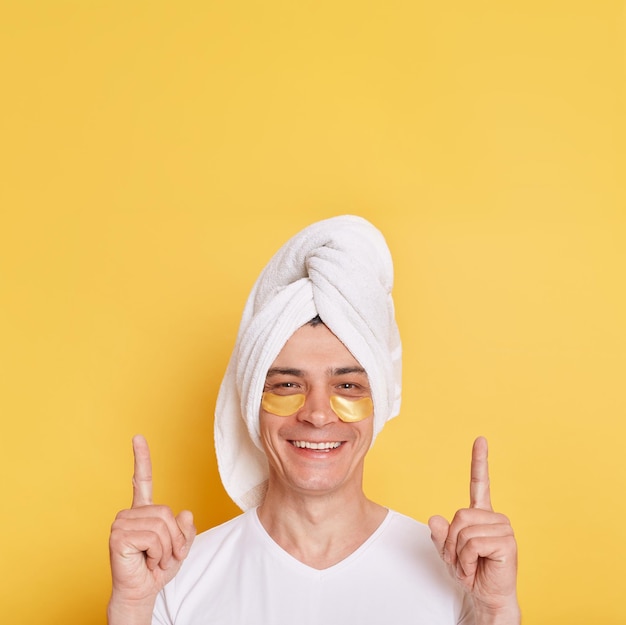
[259,323,374,499]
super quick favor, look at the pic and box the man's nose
[296,389,338,427]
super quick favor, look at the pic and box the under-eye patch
[261,393,373,422]
[329,395,373,422]
[261,392,306,416]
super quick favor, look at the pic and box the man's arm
[428,437,520,625]
[108,435,196,625]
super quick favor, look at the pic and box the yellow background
[1,1,624,623]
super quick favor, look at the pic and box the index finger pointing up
[470,436,493,511]
[131,434,153,508]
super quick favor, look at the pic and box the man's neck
[257,486,388,570]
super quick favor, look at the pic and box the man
[108,216,520,624]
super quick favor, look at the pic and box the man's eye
[335,382,371,397]
[265,381,301,393]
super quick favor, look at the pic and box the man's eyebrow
[332,366,367,376]
[265,367,304,378]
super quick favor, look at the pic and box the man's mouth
[290,441,342,451]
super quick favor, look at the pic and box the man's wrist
[473,598,521,625]
[107,592,156,625]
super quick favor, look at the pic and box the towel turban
[215,215,402,510]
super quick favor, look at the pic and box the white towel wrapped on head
[215,215,402,510]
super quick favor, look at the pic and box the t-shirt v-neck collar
[250,506,393,577]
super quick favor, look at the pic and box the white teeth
[292,441,341,450]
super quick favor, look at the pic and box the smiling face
[259,322,374,501]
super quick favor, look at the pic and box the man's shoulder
[372,509,442,567]
[181,509,252,563]
[194,509,252,544]
[384,508,431,538]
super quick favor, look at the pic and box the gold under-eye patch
[261,392,373,422]
[261,393,306,416]
[329,395,373,422]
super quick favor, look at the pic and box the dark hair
[307,314,325,327]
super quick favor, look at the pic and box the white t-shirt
[153,508,474,625]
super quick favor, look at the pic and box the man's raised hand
[108,435,196,624]
[428,437,520,624]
